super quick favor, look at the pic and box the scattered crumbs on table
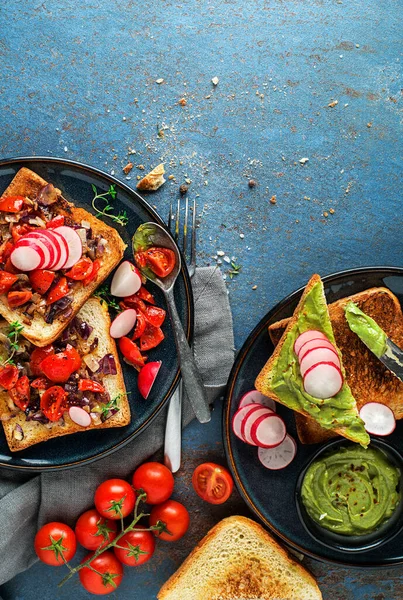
[113,154,118,161]
[328,100,338,108]
[185,177,191,184]
[178,98,187,106]
[329,208,335,214]
[344,103,349,108]
[110,169,115,175]
[128,147,136,155]
[217,250,225,256]
[248,179,257,188]
[367,122,373,128]
[223,256,231,263]
[299,157,309,165]
[323,211,329,218]
[304,196,310,200]
[122,116,127,121]
[239,233,245,239]
[295,219,300,223]
[356,43,360,47]
[345,181,353,194]
[64,146,68,152]
[205,95,211,99]
[137,175,141,180]
[123,162,133,175]
[156,78,164,84]
[137,164,145,170]
[211,76,219,86]
[252,285,257,290]
[168,174,175,180]
[179,184,189,195]
[270,195,277,205]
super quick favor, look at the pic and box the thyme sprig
[94,285,120,311]
[2,321,24,366]
[91,184,128,227]
[228,261,242,279]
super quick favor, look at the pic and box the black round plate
[0,157,193,471]
[223,266,403,567]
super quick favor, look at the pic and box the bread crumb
[252,285,257,290]
[323,211,329,217]
[329,208,335,214]
[367,122,372,128]
[178,98,187,106]
[179,184,189,195]
[212,76,219,86]
[248,179,257,188]
[270,196,277,205]
[328,100,338,108]
[299,157,309,165]
[137,165,145,170]
[122,162,133,175]
[156,78,164,84]
[136,164,166,192]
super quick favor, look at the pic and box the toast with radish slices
[255,274,370,447]
[0,297,129,452]
[0,168,126,347]
[269,286,403,444]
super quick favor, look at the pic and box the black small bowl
[296,438,403,553]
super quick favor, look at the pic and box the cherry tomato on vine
[34,522,76,566]
[75,509,118,551]
[79,551,123,595]
[132,462,174,505]
[192,462,234,504]
[94,479,136,520]
[149,500,190,542]
[113,526,155,566]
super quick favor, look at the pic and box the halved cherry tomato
[0,196,25,213]
[40,349,79,383]
[119,337,146,368]
[78,379,105,393]
[82,258,101,287]
[134,251,147,269]
[31,377,49,390]
[0,364,19,390]
[65,344,82,372]
[140,324,164,351]
[65,257,93,281]
[9,375,31,411]
[192,462,234,505]
[47,277,69,305]
[4,258,19,274]
[131,311,147,340]
[0,241,14,263]
[29,270,56,295]
[7,290,32,308]
[40,386,68,421]
[120,295,146,313]
[144,305,166,328]
[11,224,36,243]
[30,345,54,376]
[0,271,18,294]
[136,286,155,305]
[136,247,176,278]
[46,215,65,229]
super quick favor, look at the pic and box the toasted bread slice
[0,168,126,346]
[0,297,129,451]
[269,286,403,444]
[255,274,369,446]
[158,516,322,600]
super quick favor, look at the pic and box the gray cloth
[0,266,234,586]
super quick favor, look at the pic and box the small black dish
[295,438,403,553]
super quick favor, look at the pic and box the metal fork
[164,197,196,473]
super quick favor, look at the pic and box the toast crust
[136,163,165,191]
[0,168,126,347]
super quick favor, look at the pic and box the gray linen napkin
[0,266,234,586]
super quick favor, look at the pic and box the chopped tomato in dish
[144,305,166,328]
[47,277,69,304]
[29,270,56,295]
[136,286,155,305]
[131,311,147,340]
[0,241,14,263]
[11,224,35,243]
[135,247,176,278]
[4,258,19,274]
[30,377,49,390]
[140,324,164,351]
[120,295,146,313]
[65,344,82,372]
[119,337,146,368]
[40,386,68,421]
[7,290,32,308]
[0,271,18,294]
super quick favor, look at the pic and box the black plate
[0,157,193,471]
[223,267,403,567]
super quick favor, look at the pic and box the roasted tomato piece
[65,257,93,281]
[140,324,164,351]
[78,379,105,393]
[30,345,54,376]
[4,258,19,274]
[137,247,176,278]
[119,337,146,368]
[46,215,65,229]
[9,375,31,411]
[0,271,18,294]
[131,311,147,340]
[65,344,82,371]
[0,364,19,390]
[40,348,80,383]
[30,377,49,390]
[134,251,147,269]
[0,196,25,213]
[136,286,155,305]
[47,277,69,305]
[144,305,166,328]
[40,386,68,421]
[120,295,146,313]
[82,259,101,287]
[0,241,14,263]
[7,290,32,308]
[11,224,36,243]
[29,270,56,295]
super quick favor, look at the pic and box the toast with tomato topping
[0,168,126,347]
[0,297,129,452]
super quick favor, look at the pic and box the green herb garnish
[229,261,242,279]
[101,393,126,419]
[94,285,121,311]
[3,321,24,366]
[91,184,128,227]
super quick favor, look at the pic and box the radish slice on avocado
[299,346,340,377]
[258,434,297,470]
[303,361,343,399]
[238,389,276,412]
[110,309,137,338]
[294,330,327,356]
[138,361,162,399]
[298,338,336,361]
[111,261,142,297]
[359,403,396,436]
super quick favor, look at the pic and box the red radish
[238,389,276,412]
[22,232,56,267]
[258,434,297,470]
[300,347,340,377]
[232,404,262,443]
[241,406,274,445]
[359,403,396,436]
[137,361,162,399]
[68,406,91,427]
[294,330,327,355]
[110,309,137,338]
[298,338,337,362]
[53,226,83,269]
[303,362,343,399]
[111,261,142,297]
[250,413,287,448]
[49,230,69,270]
[10,244,44,271]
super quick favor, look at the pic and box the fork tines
[168,197,196,271]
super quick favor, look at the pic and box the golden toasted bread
[269,286,403,444]
[0,297,129,451]
[157,516,322,600]
[0,168,126,346]
[136,163,165,191]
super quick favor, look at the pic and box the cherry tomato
[82,258,101,286]
[29,269,56,295]
[0,240,14,263]
[192,462,234,505]
[118,337,145,368]
[131,311,147,340]
[46,215,65,229]
[140,324,164,351]
[94,479,136,520]
[30,345,54,376]
[47,277,69,304]
[136,247,176,278]
[34,522,76,566]
[9,375,31,411]
[132,462,174,505]
[65,344,82,372]
[0,364,19,390]
[40,351,78,383]
[134,251,147,269]
[75,509,118,551]
[149,500,190,542]
[40,386,68,421]
[0,271,18,294]
[113,527,155,566]
[136,286,155,305]
[0,196,25,213]
[30,377,49,390]
[78,379,105,393]
[11,224,35,243]
[144,305,166,328]
[79,551,123,595]
[7,290,32,308]
[65,257,94,281]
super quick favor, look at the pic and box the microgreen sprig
[94,285,121,311]
[2,321,24,366]
[228,261,242,279]
[91,184,128,227]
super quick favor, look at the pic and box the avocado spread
[269,281,369,447]
[301,445,400,535]
[345,301,387,358]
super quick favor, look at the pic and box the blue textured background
[1,0,402,597]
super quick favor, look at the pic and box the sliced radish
[242,406,274,445]
[232,404,261,444]
[258,434,297,470]
[300,347,340,378]
[110,309,137,338]
[303,362,343,399]
[68,406,92,427]
[22,232,56,268]
[111,261,142,297]
[10,244,44,271]
[298,338,337,362]
[359,403,396,436]
[49,230,69,270]
[238,389,276,412]
[294,330,327,355]
[34,229,65,269]
[251,413,287,448]
[53,226,83,269]
[138,361,162,399]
